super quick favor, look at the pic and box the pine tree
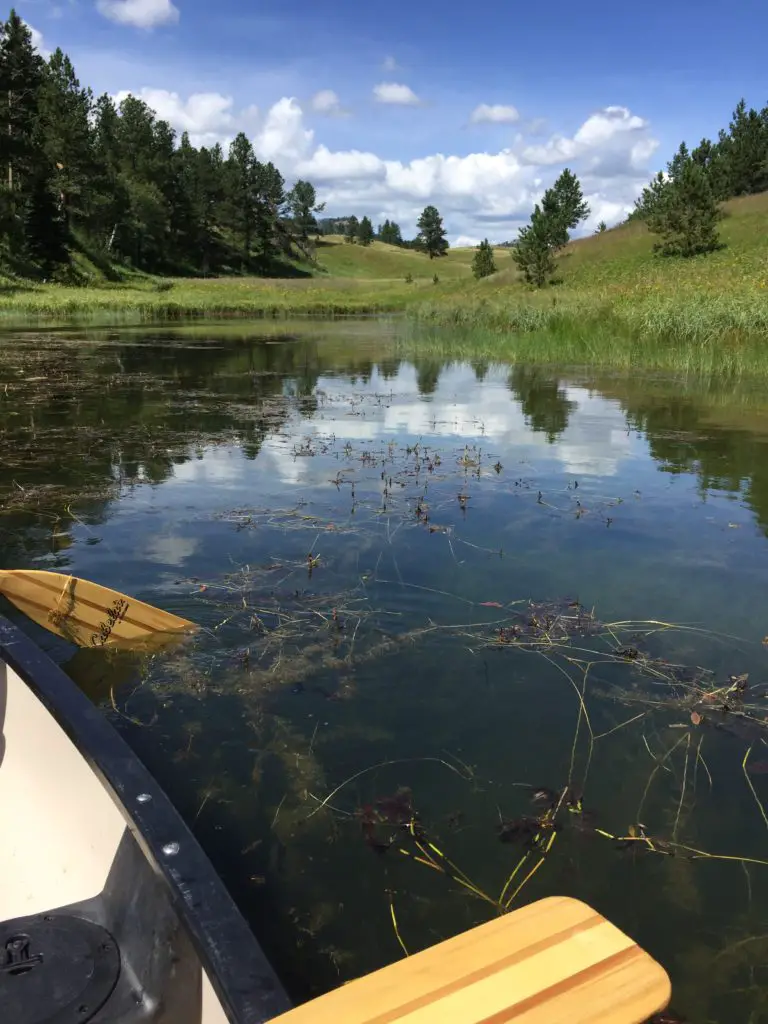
[25,170,68,276]
[595,221,607,233]
[691,138,713,170]
[0,10,45,256]
[0,14,322,279]
[89,93,129,255]
[287,179,324,241]
[357,215,374,246]
[224,132,258,266]
[635,95,768,222]
[540,168,590,249]
[632,171,669,221]
[724,99,768,196]
[255,160,287,264]
[344,215,359,243]
[667,142,691,182]
[691,137,731,201]
[512,205,556,287]
[471,238,496,279]
[379,218,403,245]
[105,94,176,270]
[168,131,205,268]
[416,205,448,258]
[35,49,93,236]
[646,158,722,257]
[196,144,224,273]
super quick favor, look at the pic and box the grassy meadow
[0,235,474,322]
[0,196,766,364]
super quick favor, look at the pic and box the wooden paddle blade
[0,570,198,648]
[270,896,671,1024]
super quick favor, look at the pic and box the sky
[17,0,768,245]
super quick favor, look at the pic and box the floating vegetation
[261,588,768,1020]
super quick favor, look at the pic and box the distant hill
[307,236,475,280]
[310,189,768,293]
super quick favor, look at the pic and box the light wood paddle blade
[270,896,671,1024]
[0,569,198,648]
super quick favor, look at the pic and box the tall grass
[396,318,768,377]
[0,276,425,323]
[413,291,768,346]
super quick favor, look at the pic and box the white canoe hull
[0,616,290,1024]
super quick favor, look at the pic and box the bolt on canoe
[0,616,290,1024]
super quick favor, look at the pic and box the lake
[3,319,768,1023]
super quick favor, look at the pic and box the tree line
[0,9,324,280]
[325,206,450,258]
[630,97,768,256]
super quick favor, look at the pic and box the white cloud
[24,21,50,57]
[470,104,520,125]
[579,196,630,234]
[574,106,647,146]
[454,235,483,248]
[254,97,314,164]
[373,82,421,106]
[298,145,385,182]
[520,136,579,166]
[121,89,659,243]
[96,0,179,29]
[630,137,660,168]
[310,89,345,116]
[112,87,240,147]
[521,105,656,177]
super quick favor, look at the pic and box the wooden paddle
[271,896,671,1024]
[0,569,198,648]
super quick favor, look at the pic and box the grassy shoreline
[0,278,416,322]
[2,273,765,345]
[412,290,768,345]
[394,321,768,376]
[1,196,766,353]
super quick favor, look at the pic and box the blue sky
[18,0,767,243]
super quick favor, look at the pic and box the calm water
[3,321,768,1022]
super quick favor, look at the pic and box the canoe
[0,615,291,1024]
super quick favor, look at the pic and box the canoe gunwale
[0,615,291,1024]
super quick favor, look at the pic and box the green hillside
[313,236,474,279]
[501,190,767,292]
[413,191,768,346]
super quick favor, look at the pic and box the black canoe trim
[0,617,292,1024]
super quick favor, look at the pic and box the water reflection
[2,326,768,1021]
[507,365,576,442]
